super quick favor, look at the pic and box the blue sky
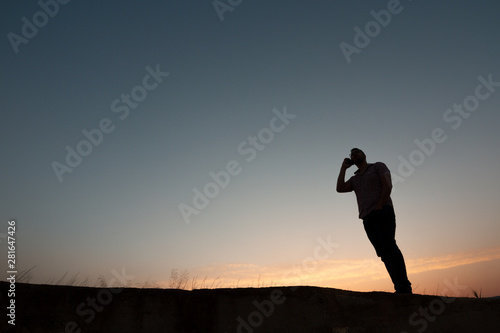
[1,0,500,295]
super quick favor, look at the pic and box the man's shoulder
[373,161,391,173]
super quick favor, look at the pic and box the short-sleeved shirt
[346,162,393,219]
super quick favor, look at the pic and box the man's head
[350,148,366,164]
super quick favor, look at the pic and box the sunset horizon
[13,243,500,298]
[2,2,500,331]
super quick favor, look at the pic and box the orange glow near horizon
[155,247,500,297]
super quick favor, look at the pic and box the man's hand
[342,158,353,170]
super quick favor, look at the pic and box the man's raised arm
[336,159,353,193]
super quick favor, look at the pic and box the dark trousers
[363,205,412,293]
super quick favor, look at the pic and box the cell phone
[345,158,354,166]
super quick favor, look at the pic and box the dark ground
[1,281,500,333]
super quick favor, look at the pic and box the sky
[1,0,500,297]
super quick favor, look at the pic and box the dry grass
[10,267,281,291]
[470,288,482,298]
[169,269,190,289]
[17,266,36,283]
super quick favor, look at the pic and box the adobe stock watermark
[339,0,413,64]
[234,235,340,333]
[51,64,169,183]
[7,0,72,54]
[213,0,244,21]
[5,219,17,326]
[393,73,499,185]
[178,106,296,225]
[58,267,135,333]
[400,277,468,333]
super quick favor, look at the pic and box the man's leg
[363,206,412,293]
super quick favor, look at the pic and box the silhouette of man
[336,148,412,294]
